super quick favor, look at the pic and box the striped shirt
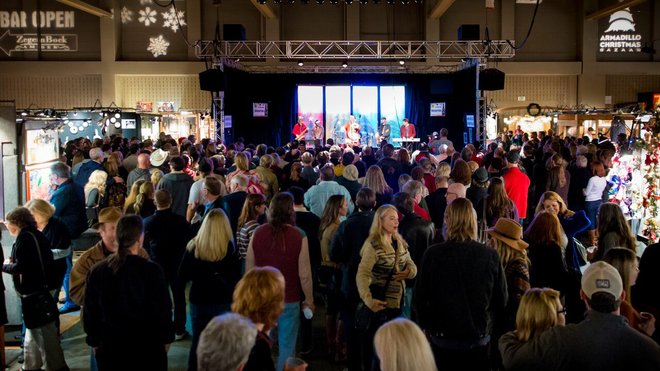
[236,220,259,259]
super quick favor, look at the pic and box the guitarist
[292,116,308,141]
[378,116,391,143]
[344,115,362,146]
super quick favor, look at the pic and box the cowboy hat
[150,148,168,167]
[486,218,528,252]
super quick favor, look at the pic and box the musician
[400,118,416,139]
[292,116,307,141]
[344,115,361,145]
[312,120,324,141]
[379,117,391,143]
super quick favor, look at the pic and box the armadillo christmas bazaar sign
[596,1,652,61]
[0,0,100,60]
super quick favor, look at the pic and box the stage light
[110,117,117,124]
[21,110,28,116]
[401,0,410,3]
[316,0,324,3]
[330,0,338,4]
[342,61,348,68]
[114,111,121,119]
[298,60,304,66]
[359,0,368,3]
[114,121,121,128]
[399,60,405,65]
[346,0,354,4]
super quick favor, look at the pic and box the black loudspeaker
[223,24,246,41]
[458,24,480,41]
[199,69,225,92]
[479,68,505,91]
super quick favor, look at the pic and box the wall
[606,75,660,104]
[0,75,102,109]
[116,75,209,111]
[487,75,578,113]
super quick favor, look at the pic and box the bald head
[137,153,151,169]
[446,182,466,205]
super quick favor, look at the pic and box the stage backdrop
[221,67,477,149]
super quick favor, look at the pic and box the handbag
[20,233,58,329]
[354,264,396,332]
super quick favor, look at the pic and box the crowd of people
[1,128,659,371]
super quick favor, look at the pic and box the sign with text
[253,103,268,117]
[0,1,100,60]
[430,102,446,117]
[596,1,651,61]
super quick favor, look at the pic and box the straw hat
[486,218,528,252]
[92,207,123,229]
[150,148,168,167]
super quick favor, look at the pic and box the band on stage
[292,115,416,146]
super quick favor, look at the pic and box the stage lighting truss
[196,40,515,62]
[221,64,459,74]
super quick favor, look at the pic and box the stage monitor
[430,103,446,117]
[253,103,268,117]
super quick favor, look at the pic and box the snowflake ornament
[147,35,170,58]
[162,7,186,33]
[138,7,157,26]
[121,6,133,24]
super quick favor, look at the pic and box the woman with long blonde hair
[150,169,164,188]
[356,204,416,370]
[125,181,156,218]
[84,170,107,208]
[178,208,241,370]
[124,179,145,212]
[363,165,393,207]
[374,318,437,371]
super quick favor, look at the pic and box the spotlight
[114,110,121,119]
[387,0,395,4]
[82,120,89,128]
[110,117,117,124]
[400,0,410,3]
[21,110,28,116]
[342,61,348,68]
[273,0,281,3]
[399,60,405,65]
[330,0,338,4]
[298,60,304,66]
[114,121,121,128]
[346,0,354,4]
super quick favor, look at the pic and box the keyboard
[392,138,421,143]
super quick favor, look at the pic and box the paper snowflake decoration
[121,6,133,24]
[162,7,186,33]
[138,7,157,26]
[147,35,170,58]
[140,0,153,4]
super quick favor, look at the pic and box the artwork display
[25,128,58,166]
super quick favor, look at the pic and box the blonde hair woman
[84,170,107,208]
[435,162,451,178]
[374,318,437,371]
[178,208,241,370]
[356,204,416,370]
[150,169,164,187]
[363,165,393,207]
[499,288,565,370]
[231,266,286,371]
[124,179,145,212]
[226,152,263,194]
[125,181,156,218]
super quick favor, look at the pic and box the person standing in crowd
[124,181,156,218]
[356,204,416,370]
[401,180,431,221]
[524,211,569,294]
[400,118,416,139]
[499,288,566,371]
[84,170,108,211]
[336,164,361,202]
[328,187,377,370]
[567,155,591,212]
[222,174,250,235]
[75,148,113,187]
[187,160,227,223]
[157,156,194,218]
[466,167,489,209]
[254,154,279,202]
[121,143,140,173]
[425,175,449,232]
[363,165,394,207]
[236,193,268,270]
[232,266,286,371]
[300,152,319,187]
[49,162,87,314]
[3,207,69,371]
[584,160,607,241]
[479,177,518,228]
[377,144,403,193]
[126,153,152,191]
[179,208,241,371]
[143,190,194,342]
[501,150,530,224]
[501,262,660,370]
[374,318,437,371]
[24,199,70,307]
[196,313,257,371]
[83,215,174,371]
[282,162,311,191]
[304,165,353,217]
[393,192,434,319]
[632,243,660,344]
[415,198,507,371]
[593,202,637,261]
[247,192,315,371]
[319,195,349,361]
[150,148,170,175]
[545,153,571,206]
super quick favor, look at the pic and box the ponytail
[107,215,143,274]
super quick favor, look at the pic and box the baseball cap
[581,261,623,299]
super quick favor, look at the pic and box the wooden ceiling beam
[428,0,456,19]
[250,0,277,20]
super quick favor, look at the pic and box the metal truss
[216,62,461,74]
[196,40,515,60]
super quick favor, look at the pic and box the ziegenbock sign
[0,1,100,60]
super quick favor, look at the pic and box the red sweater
[502,167,531,219]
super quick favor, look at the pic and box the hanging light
[399,60,405,65]
[342,60,348,68]
[297,60,304,67]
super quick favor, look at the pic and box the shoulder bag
[21,233,59,329]
[354,262,396,332]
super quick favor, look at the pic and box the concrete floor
[5,307,344,371]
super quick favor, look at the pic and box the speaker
[223,24,246,41]
[458,24,480,41]
[479,68,505,91]
[199,69,225,92]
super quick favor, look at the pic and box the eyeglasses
[557,308,567,315]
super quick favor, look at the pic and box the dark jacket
[143,209,193,276]
[178,242,241,305]
[2,226,55,295]
[329,210,375,303]
[466,186,489,212]
[156,172,194,218]
[377,158,402,193]
[425,187,447,232]
[397,213,434,288]
[415,239,507,340]
[83,255,174,371]
[50,179,87,238]
[42,216,71,253]
[336,176,362,202]
[568,166,591,211]
[221,191,248,235]
[295,210,321,275]
[244,331,275,371]
[75,160,104,187]
[526,241,568,294]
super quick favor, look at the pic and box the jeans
[61,251,76,308]
[585,200,602,230]
[189,303,231,371]
[90,347,98,371]
[276,302,300,371]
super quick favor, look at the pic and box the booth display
[23,122,60,202]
